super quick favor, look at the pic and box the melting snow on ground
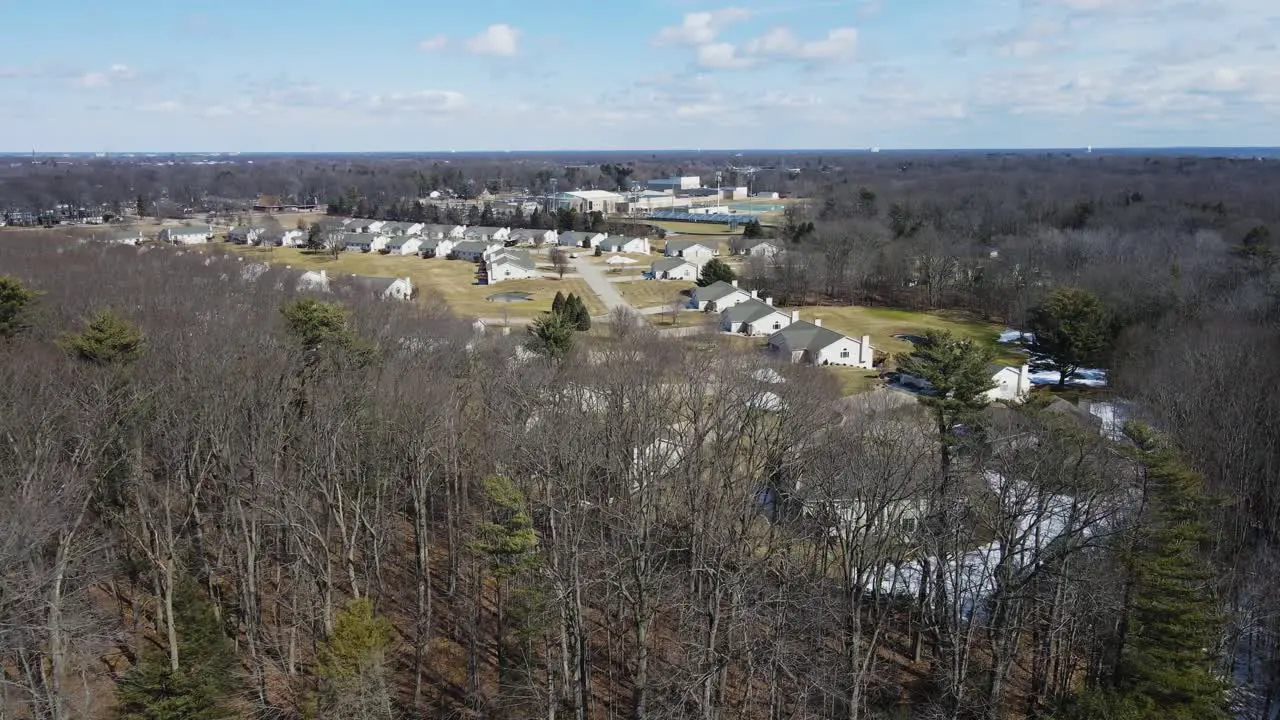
[998,329,1034,344]
[1029,368,1108,387]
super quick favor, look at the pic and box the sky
[0,0,1278,151]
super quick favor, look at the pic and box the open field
[613,280,691,309]
[793,305,1022,366]
[653,221,742,236]
[218,245,604,317]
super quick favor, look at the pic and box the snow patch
[1029,368,1108,388]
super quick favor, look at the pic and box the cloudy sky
[1,0,1277,151]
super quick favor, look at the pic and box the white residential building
[691,280,753,311]
[450,240,504,262]
[719,298,792,336]
[486,251,540,283]
[384,236,423,255]
[650,257,699,281]
[419,237,457,258]
[767,317,875,368]
[159,225,213,245]
[664,240,717,267]
[558,231,607,248]
[598,236,651,254]
[988,364,1033,403]
[730,237,782,258]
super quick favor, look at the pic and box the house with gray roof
[335,274,414,301]
[768,318,874,368]
[598,236,650,254]
[651,256,699,281]
[663,239,717,267]
[159,225,213,245]
[228,226,266,245]
[719,297,792,335]
[464,226,511,242]
[509,228,558,247]
[97,228,145,245]
[418,237,457,258]
[450,240,503,262]
[383,235,423,255]
[730,237,782,258]
[558,231,606,249]
[692,279,753,311]
[486,250,539,284]
[342,232,388,253]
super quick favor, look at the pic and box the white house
[899,363,1032,403]
[509,229,557,247]
[228,226,265,245]
[719,297,792,336]
[297,269,331,292]
[558,231,607,249]
[346,219,375,233]
[651,257,699,281]
[731,237,782,258]
[598,236,650,254]
[464,226,511,242]
[768,318,875,368]
[419,237,457,258]
[384,236,423,255]
[450,240,504,262]
[988,364,1033,402]
[486,251,540,284]
[159,225,213,245]
[272,228,306,247]
[339,275,414,301]
[692,280,753,311]
[342,232,388,253]
[99,229,145,245]
[664,240,717,267]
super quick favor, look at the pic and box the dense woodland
[1,153,1279,719]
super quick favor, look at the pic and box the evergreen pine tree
[552,291,567,317]
[59,309,145,365]
[1115,425,1227,719]
[315,598,395,720]
[527,311,576,357]
[114,578,239,720]
[0,275,40,339]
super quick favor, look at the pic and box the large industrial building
[556,190,624,214]
[646,176,702,192]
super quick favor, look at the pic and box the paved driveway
[570,255,631,313]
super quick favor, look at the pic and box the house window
[900,517,917,534]
[772,322,781,330]
[840,349,851,358]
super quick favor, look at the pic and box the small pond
[893,333,928,345]
[487,291,534,303]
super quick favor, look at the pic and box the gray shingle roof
[652,257,695,273]
[768,321,847,352]
[697,281,747,303]
[665,239,713,254]
[723,298,781,324]
[451,240,491,255]
[489,250,536,271]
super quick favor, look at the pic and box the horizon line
[2,145,1279,156]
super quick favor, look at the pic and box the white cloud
[796,28,858,60]
[465,24,520,56]
[75,63,136,89]
[697,43,754,69]
[137,100,182,113]
[744,27,799,55]
[656,8,752,46]
[417,34,448,52]
[370,90,469,114]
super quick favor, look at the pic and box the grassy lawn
[613,280,693,309]
[793,306,1023,367]
[827,367,884,395]
[647,311,713,329]
[218,245,603,318]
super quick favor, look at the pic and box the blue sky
[1,0,1277,151]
